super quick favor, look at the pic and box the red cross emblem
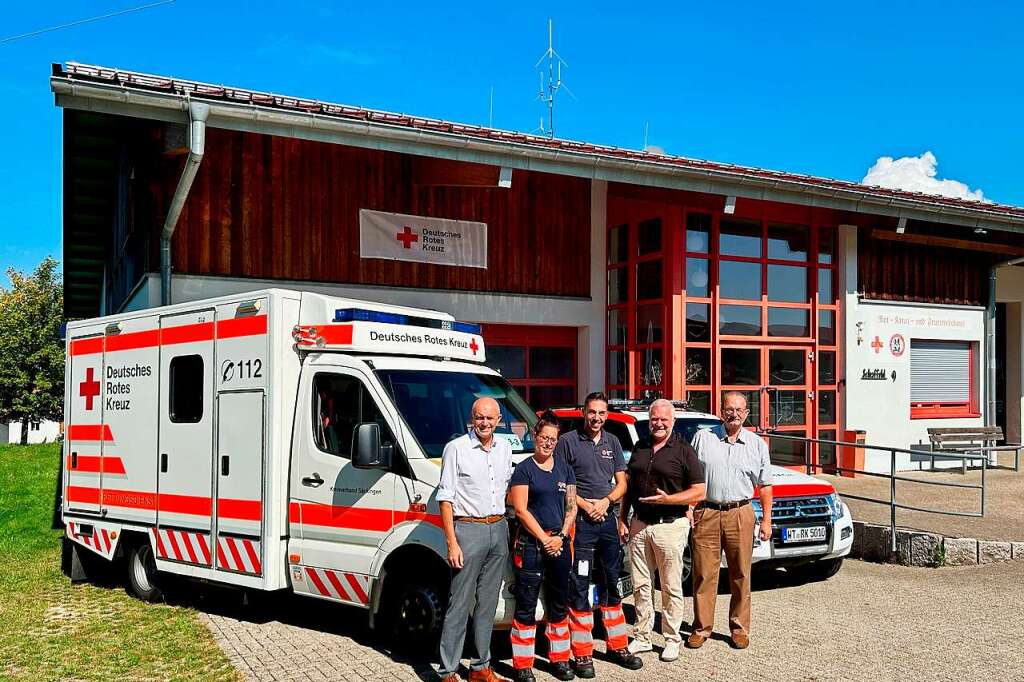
[396,226,419,249]
[469,338,479,356]
[870,336,884,354]
[79,367,101,411]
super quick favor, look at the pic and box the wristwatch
[559,532,570,543]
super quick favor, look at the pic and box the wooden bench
[926,426,1022,473]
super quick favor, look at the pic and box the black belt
[636,512,686,525]
[699,499,750,511]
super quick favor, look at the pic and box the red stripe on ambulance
[69,315,268,357]
[216,536,262,575]
[66,455,126,475]
[66,424,114,442]
[65,485,260,519]
[301,567,370,605]
[151,528,212,566]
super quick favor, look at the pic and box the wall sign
[861,368,896,381]
[889,333,906,357]
[359,209,488,269]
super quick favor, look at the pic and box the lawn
[0,443,239,680]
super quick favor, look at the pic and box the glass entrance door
[720,345,814,467]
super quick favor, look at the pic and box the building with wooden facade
[52,62,1024,473]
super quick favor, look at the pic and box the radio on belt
[60,288,542,640]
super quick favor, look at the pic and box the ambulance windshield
[375,369,537,457]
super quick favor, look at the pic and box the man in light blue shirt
[437,396,514,682]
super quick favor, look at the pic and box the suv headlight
[826,492,844,521]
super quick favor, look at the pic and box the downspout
[160,101,210,306]
[986,255,1024,428]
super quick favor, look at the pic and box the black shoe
[551,661,575,681]
[574,656,596,679]
[606,648,644,670]
[512,669,536,682]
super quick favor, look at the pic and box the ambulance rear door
[65,323,108,516]
[98,315,160,525]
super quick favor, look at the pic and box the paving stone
[943,537,978,565]
[910,532,943,567]
[1011,542,1024,560]
[199,561,1024,681]
[978,540,1012,564]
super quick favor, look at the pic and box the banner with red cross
[358,208,488,269]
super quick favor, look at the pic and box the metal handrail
[764,432,988,552]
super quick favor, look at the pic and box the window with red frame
[909,339,979,419]
[481,324,577,411]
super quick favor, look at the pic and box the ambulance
[61,289,540,642]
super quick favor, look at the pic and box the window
[169,355,204,423]
[312,373,397,458]
[376,369,536,457]
[31,422,41,431]
[910,340,978,418]
[484,325,577,410]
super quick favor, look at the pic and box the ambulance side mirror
[352,423,391,470]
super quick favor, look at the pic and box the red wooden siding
[147,129,591,297]
[858,230,990,306]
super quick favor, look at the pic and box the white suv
[550,401,854,584]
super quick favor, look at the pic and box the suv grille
[772,496,831,523]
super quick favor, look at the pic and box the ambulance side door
[288,363,403,603]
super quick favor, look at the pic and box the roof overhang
[51,63,1024,237]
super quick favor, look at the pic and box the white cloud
[861,151,986,202]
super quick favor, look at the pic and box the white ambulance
[61,289,541,641]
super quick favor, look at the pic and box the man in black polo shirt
[554,392,642,677]
[619,399,706,663]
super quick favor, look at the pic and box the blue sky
[2,0,1022,279]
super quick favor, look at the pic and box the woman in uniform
[508,411,578,681]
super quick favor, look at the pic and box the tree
[0,257,64,444]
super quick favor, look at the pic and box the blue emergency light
[334,308,481,335]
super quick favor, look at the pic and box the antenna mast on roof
[535,19,574,139]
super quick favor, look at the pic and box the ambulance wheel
[126,542,164,603]
[386,577,446,651]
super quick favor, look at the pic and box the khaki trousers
[628,516,691,645]
[691,504,755,637]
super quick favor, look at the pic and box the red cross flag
[359,209,488,269]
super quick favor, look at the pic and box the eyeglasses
[536,435,558,445]
[722,408,748,415]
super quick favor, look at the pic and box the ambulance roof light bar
[333,307,482,335]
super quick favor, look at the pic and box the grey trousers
[439,518,509,676]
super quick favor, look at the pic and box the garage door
[480,324,578,411]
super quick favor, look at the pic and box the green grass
[0,444,239,681]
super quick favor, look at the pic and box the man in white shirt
[437,397,514,682]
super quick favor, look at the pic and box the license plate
[587,575,634,608]
[781,526,826,543]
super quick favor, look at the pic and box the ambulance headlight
[827,493,844,521]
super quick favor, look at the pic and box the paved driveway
[199,559,1023,681]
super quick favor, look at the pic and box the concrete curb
[849,520,1024,567]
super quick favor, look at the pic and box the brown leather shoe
[731,632,750,649]
[468,668,509,682]
[685,632,707,649]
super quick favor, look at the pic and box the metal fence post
[890,449,897,553]
[805,436,812,476]
[981,453,987,517]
